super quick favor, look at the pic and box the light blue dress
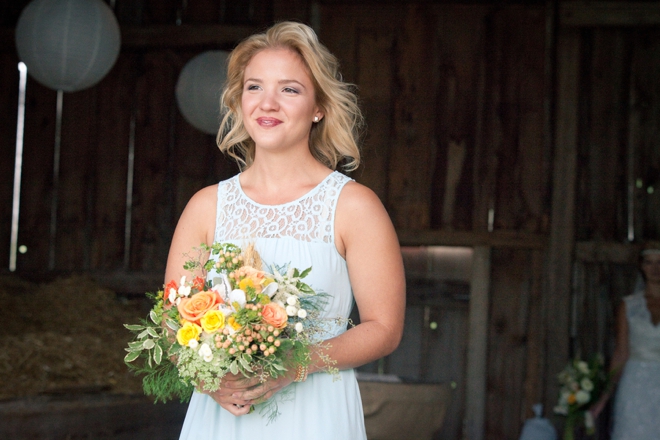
[611,290,660,440]
[179,171,367,440]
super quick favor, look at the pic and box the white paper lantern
[175,51,229,135]
[15,0,121,92]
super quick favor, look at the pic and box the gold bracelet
[294,364,308,382]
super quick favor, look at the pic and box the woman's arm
[164,185,217,283]
[591,300,629,418]
[234,181,406,404]
[164,184,258,415]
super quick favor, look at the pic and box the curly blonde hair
[216,21,363,171]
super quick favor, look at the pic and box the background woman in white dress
[591,241,660,439]
[164,22,406,439]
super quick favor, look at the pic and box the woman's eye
[283,87,299,94]
[246,84,260,91]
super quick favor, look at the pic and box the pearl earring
[313,116,319,123]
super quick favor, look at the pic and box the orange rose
[192,276,206,292]
[177,291,223,324]
[261,303,288,329]
[164,280,178,305]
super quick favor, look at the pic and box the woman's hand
[230,372,296,406]
[201,373,261,416]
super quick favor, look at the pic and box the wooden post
[543,27,581,415]
[464,245,491,440]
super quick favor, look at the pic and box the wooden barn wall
[320,4,548,439]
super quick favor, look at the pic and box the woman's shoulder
[182,183,220,219]
[337,178,382,208]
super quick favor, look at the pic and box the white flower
[199,343,212,361]
[168,288,178,304]
[297,309,307,319]
[287,267,295,278]
[229,289,247,309]
[580,378,594,392]
[286,296,298,306]
[576,361,589,374]
[554,405,568,415]
[286,305,298,316]
[178,285,191,297]
[575,390,590,405]
[295,322,304,332]
[188,339,199,349]
[261,282,277,298]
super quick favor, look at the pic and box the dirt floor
[0,274,147,400]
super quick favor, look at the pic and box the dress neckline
[235,171,337,208]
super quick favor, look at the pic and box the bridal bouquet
[124,242,336,419]
[553,354,608,440]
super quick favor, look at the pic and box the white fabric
[179,171,367,440]
[611,290,660,440]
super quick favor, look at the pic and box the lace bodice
[214,171,351,244]
[624,292,660,363]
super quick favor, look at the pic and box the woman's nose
[259,90,279,111]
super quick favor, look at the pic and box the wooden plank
[579,28,628,241]
[397,229,546,249]
[2,24,257,53]
[386,4,436,229]
[485,248,532,439]
[89,55,132,270]
[130,51,178,272]
[15,79,57,272]
[353,28,394,200]
[575,241,641,264]
[521,249,546,420]
[464,245,491,440]
[630,29,660,240]
[480,7,548,235]
[55,86,97,270]
[561,2,660,27]
[543,27,581,419]
[431,6,489,230]
[121,24,261,49]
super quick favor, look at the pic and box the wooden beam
[560,1,660,27]
[120,24,261,49]
[0,25,262,52]
[397,229,546,249]
[464,245,491,440]
[574,241,642,264]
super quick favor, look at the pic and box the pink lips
[256,117,282,127]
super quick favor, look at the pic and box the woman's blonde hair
[216,21,363,171]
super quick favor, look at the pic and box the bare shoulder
[336,180,386,214]
[175,183,219,243]
[335,180,397,257]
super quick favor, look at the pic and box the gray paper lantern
[175,51,229,135]
[15,0,121,92]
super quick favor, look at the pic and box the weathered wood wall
[1,1,660,440]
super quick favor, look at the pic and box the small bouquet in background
[124,242,337,420]
[553,354,609,440]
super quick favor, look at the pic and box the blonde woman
[166,22,406,439]
[591,241,660,439]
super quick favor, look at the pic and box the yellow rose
[176,321,202,346]
[239,277,255,291]
[201,310,225,333]
[227,316,242,331]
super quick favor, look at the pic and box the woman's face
[241,48,322,154]
[641,253,660,284]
